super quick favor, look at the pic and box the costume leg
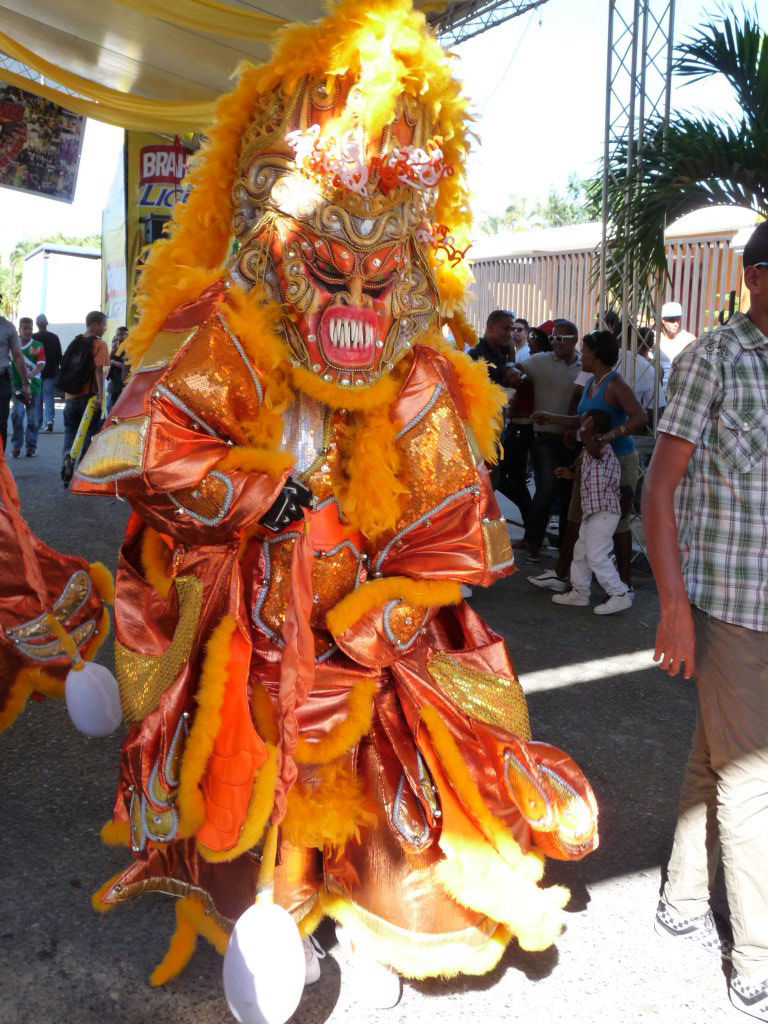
[583,511,624,596]
[693,609,768,983]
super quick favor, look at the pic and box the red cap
[537,319,555,334]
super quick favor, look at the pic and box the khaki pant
[663,608,768,982]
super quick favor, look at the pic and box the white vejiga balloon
[223,902,306,1024]
[64,662,122,737]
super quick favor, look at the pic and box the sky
[0,0,745,260]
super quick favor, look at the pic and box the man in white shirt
[658,302,696,388]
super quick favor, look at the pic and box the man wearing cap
[658,301,696,388]
[32,314,62,431]
[643,220,768,1020]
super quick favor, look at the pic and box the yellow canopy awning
[0,0,455,131]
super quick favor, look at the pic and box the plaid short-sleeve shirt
[658,311,768,632]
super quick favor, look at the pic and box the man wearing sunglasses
[643,221,768,1020]
[508,318,581,560]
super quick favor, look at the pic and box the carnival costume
[73,0,598,987]
[0,447,113,732]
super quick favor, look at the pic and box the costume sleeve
[72,312,292,545]
[658,337,720,445]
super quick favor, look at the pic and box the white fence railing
[468,232,744,337]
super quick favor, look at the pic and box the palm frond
[675,7,768,126]
[601,115,768,300]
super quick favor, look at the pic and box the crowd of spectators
[0,306,128,483]
[468,301,695,615]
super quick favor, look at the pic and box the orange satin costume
[0,448,113,732]
[71,0,598,984]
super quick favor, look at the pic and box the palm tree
[599,7,768,300]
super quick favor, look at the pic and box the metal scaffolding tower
[430,0,550,47]
[599,0,676,388]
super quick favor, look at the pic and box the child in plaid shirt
[552,409,633,615]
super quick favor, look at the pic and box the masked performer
[73,0,598,1004]
[0,446,113,732]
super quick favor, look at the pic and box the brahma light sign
[0,82,85,202]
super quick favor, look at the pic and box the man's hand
[259,477,313,533]
[554,466,576,480]
[21,383,31,406]
[653,600,696,679]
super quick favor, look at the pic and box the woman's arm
[600,375,648,441]
[531,411,581,428]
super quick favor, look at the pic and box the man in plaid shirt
[643,221,768,1020]
[551,408,632,615]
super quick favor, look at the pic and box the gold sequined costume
[72,0,598,984]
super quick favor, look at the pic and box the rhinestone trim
[167,470,234,527]
[374,485,479,572]
[395,382,443,440]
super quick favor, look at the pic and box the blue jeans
[524,432,574,550]
[11,395,39,452]
[36,377,56,428]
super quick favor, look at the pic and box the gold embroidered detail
[482,519,514,571]
[6,570,91,640]
[13,619,96,662]
[76,416,149,482]
[169,471,234,526]
[502,749,554,830]
[98,872,233,931]
[134,327,198,374]
[116,576,203,724]
[427,652,531,740]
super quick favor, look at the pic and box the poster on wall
[0,82,85,202]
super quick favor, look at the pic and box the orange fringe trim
[326,577,461,637]
[177,616,237,837]
[150,896,230,987]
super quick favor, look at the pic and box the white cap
[35,314,48,327]
[661,301,683,319]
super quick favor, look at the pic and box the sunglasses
[551,333,577,343]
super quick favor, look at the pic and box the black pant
[63,394,102,463]
[524,432,574,550]
[498,422,533,525]
[0,371,11,451]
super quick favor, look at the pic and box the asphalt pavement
[0,421,739,1024]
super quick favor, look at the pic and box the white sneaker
[594,592,632,615]
[303,935,325,985]
[529,570,569,593]
[552,589,590,607]
[336,925,402,1008]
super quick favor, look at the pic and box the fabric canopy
[0,0,453,132]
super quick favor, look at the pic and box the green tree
[478,175,597,236]
[5,233,101,318]
[598,8,768,298]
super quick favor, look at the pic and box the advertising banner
[0,82,85,202]
[125,132,193,322]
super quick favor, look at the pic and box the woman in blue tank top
[529,330,648,588]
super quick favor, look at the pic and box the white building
[19,243,101,348]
